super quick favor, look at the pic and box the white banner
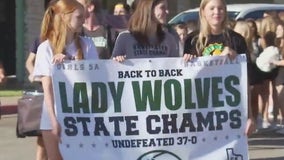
[52,55,249,160]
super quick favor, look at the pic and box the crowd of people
[231,8,284,134]
[172,1,284,135]
[1,0,282,159]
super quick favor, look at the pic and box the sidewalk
[0,96,20,116]
[0,76,23,116]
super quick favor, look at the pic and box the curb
[0,105,17,117]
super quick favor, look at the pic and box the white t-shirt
[33,36,98,130]
[256,46,280,72]
[34,37,98,77]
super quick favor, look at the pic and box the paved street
[249,131,284,160]
[0,115,36,160]
[1,95,284,160]
[0,114,284,160]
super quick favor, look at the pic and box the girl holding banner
[112,0,179,61]
[183,0,256,136]
[33,0,98,159]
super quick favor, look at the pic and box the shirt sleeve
[29,37,40,54]
[33,41,53,78]
[111,32,127,57]
[81,37,99,60]
[184,31,198,56]
[167,33,180,57]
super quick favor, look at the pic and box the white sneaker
[262,120,271,129]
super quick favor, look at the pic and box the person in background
[0,61,5,83]
[183,0,255,136]
[272,21,284,134]
[173,23,188,56]
[233,21,253,57]
[255,16,279,129]
[227,19,236,29]
[246,19,262,62]
[0,61,4,118]
[186,20,198,34]
[113,2,130,16]
[77,0,111,59]
[25,37,48,160]
[106,2,131,54]
[263,10,278,19]
[26,38,41,82]
[234,20,264,129]
[256,31,280,128]
[112,0,179,61]
[33,0,98,159]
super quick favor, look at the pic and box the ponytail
[39,0,84,59]
[40,7,54,42]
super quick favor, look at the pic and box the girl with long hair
[33,0,98,159]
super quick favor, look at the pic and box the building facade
[0,0,281,81]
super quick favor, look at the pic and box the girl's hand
[113,55,126,62]
[183,53,196,62]
[52,53,67,64]
[221,47,237,60]
[271,60,280,66]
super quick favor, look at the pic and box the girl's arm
[25,52,36,82]
[41,76,61,141]
[273,60,284,66]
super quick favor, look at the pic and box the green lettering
[212,77,224,107]
[74,83,90,113]
[91,82,107,113]
[164,79,181,110]
[108,82,124,112]
[225,75,240,106]
[184,79,196,109]
[59,82,72,113]
[195,78,210,108]
[132,80,162,111]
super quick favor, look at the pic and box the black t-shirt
[184,29,254,84]
[82,26,111,59]
[29,37,40,54]
[184,29,248,57]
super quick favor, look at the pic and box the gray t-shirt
[112,30,179,58]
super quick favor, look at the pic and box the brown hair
[127,0,165,45]
[263,31,276,46]
[40,0,84,59]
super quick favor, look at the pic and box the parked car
[168,3,284,25]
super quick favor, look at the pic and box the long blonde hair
[259,16,278,38]
[196,0,229,56]
[234,21,253,54]
[40,0,84,59]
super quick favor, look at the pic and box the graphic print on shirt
[202,43,224,56]
[133,44,168,57]
[91,36,107,48]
